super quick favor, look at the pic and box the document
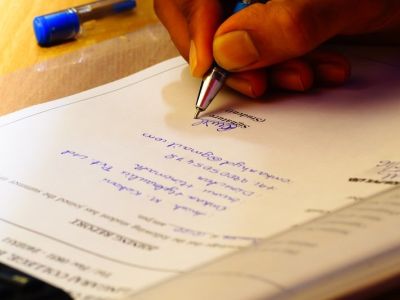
[0,46,399,300]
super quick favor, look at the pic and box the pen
[194,0,261,119]
[33,0,136,47]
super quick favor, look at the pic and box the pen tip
[194,109,201,119]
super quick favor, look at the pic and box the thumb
[213,0,355,71]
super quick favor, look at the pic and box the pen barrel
[196,67,228,111]
[75,0,136,22]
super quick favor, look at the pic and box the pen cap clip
[33,9,80,47]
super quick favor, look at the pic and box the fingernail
[189,40,199,76]
[272,70,306,91]
[316,63,349,85]
[226,77,255,97]
[213,30,260,71]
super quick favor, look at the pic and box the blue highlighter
[33,0,136,47]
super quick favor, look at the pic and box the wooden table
[0,0,178,115]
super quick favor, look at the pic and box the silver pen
[194,0,256,119]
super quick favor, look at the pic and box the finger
[155,0,226,78]
[269,59,313,91]
[154,0,191,59]
[306,50,351,86]
[184,0,225,77]
[212,0,368,71]
[226,70,268,98]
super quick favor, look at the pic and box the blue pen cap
[113,0,136,13]
[33,9,80,46]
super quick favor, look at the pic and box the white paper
[131,186,400,300]
[0,46,399,299]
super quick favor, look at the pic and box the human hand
[155,0,400,97]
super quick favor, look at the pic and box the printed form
[0,47,399,299]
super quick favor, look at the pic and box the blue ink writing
[102,178,142,197]
[173,204,206,217]
[191,118,237,132]
[121,170,183,196]
[133,163,193,188]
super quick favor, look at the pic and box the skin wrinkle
[182,0,205,29]
[301,2,347,39]
[258,6,296,61]
[275,1,351,54]
[180,0,195,19]
[214,5,292,70]
[215,2,338,68]
[342,0,397,34]
[154,0,400,96]
[368,1,400,32]
[273,3,317,57]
